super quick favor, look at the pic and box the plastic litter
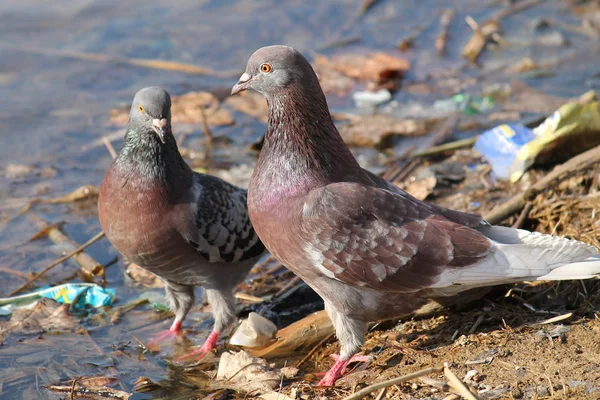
[352,89,392,107]
[475,95,600,181]
[230,312,277,348]
[0,283,115,312]
[473,124,536,180]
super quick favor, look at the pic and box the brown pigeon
[231,46,600,386]
[99,87,265,360]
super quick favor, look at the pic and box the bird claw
[175,330,220,363]
[147,327,182,348]
[317,354,371,386]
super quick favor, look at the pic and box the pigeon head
[129,86,172,144]
[231,45,319,97]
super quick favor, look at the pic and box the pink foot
[148,320,183,347]
[175,330,220,363]
[317,354,371,386]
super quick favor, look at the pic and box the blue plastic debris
[0,283,115,311]
[473,124,536,180]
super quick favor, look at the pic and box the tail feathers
[431,226,600,291]
[534,256,600,281]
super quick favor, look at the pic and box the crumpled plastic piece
[474,123,536,180]
[229,312,277,348]
[475,94,600,182]
[0,283,115,312]
[510,100,600,182]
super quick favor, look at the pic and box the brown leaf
[402,176,437,200]
[316,52,410,82]
[224,90,268,123]
[109,91,233,126]
[0,299,79,339]
[339,114,429,148]
[171,91,233,126]
[313,51,410,93]
[213,351,281,394]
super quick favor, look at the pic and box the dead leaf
[214,351,281,394]
[260,392,296,400]
[0,299,79,339]
[171,91,233,126]
[109,91,233,126]
[339,114,429,148]
[402,176,437,200]
[313,51,410,93]
[225,91,268,123]
[125,263,163,288]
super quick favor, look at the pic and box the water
[1,0,599,398]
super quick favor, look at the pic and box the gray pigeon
[99,86,265,359]
[232,45,600,386]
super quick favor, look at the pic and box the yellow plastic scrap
[510,98,600,182]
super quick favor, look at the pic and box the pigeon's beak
[152,118,168,144]
[231,72,251,95]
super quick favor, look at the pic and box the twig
[103,137,118,159]
[342,366,444,400]
[411,137,477,158]
[374,387,387,400]
[199,106,213,144]
[468,315,485,335]
[512,202,533,228]
[436,9,455,56]
[70,377,81,400]
[483,144,600,225]
[443,364,481,400]
[234,292,264,303]
[296,332,335,368]
[131,333,150,352]
[9,230,105,296]
[274,276,302,297]
[5,44,235,77]
[358,0,381,17]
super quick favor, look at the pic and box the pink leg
[147,320,183,347]
[175,330,220,362]
[317,354,371,386]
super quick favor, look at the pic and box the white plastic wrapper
[229,312,277,348]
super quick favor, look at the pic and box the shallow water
[1,0,599,398]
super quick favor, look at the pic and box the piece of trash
[535,324,571,339]
[230,312,277,348]
[434,94,495,116]
[474,123,536,180]
[0,283,115,310]
[509,100,600,181]
[352,89,392,107]
[215,351,281,394]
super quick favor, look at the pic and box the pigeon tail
[431,225,600,290]
[533,255,600,280]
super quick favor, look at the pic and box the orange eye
[260,63,272,73]
[138,105,144,113]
